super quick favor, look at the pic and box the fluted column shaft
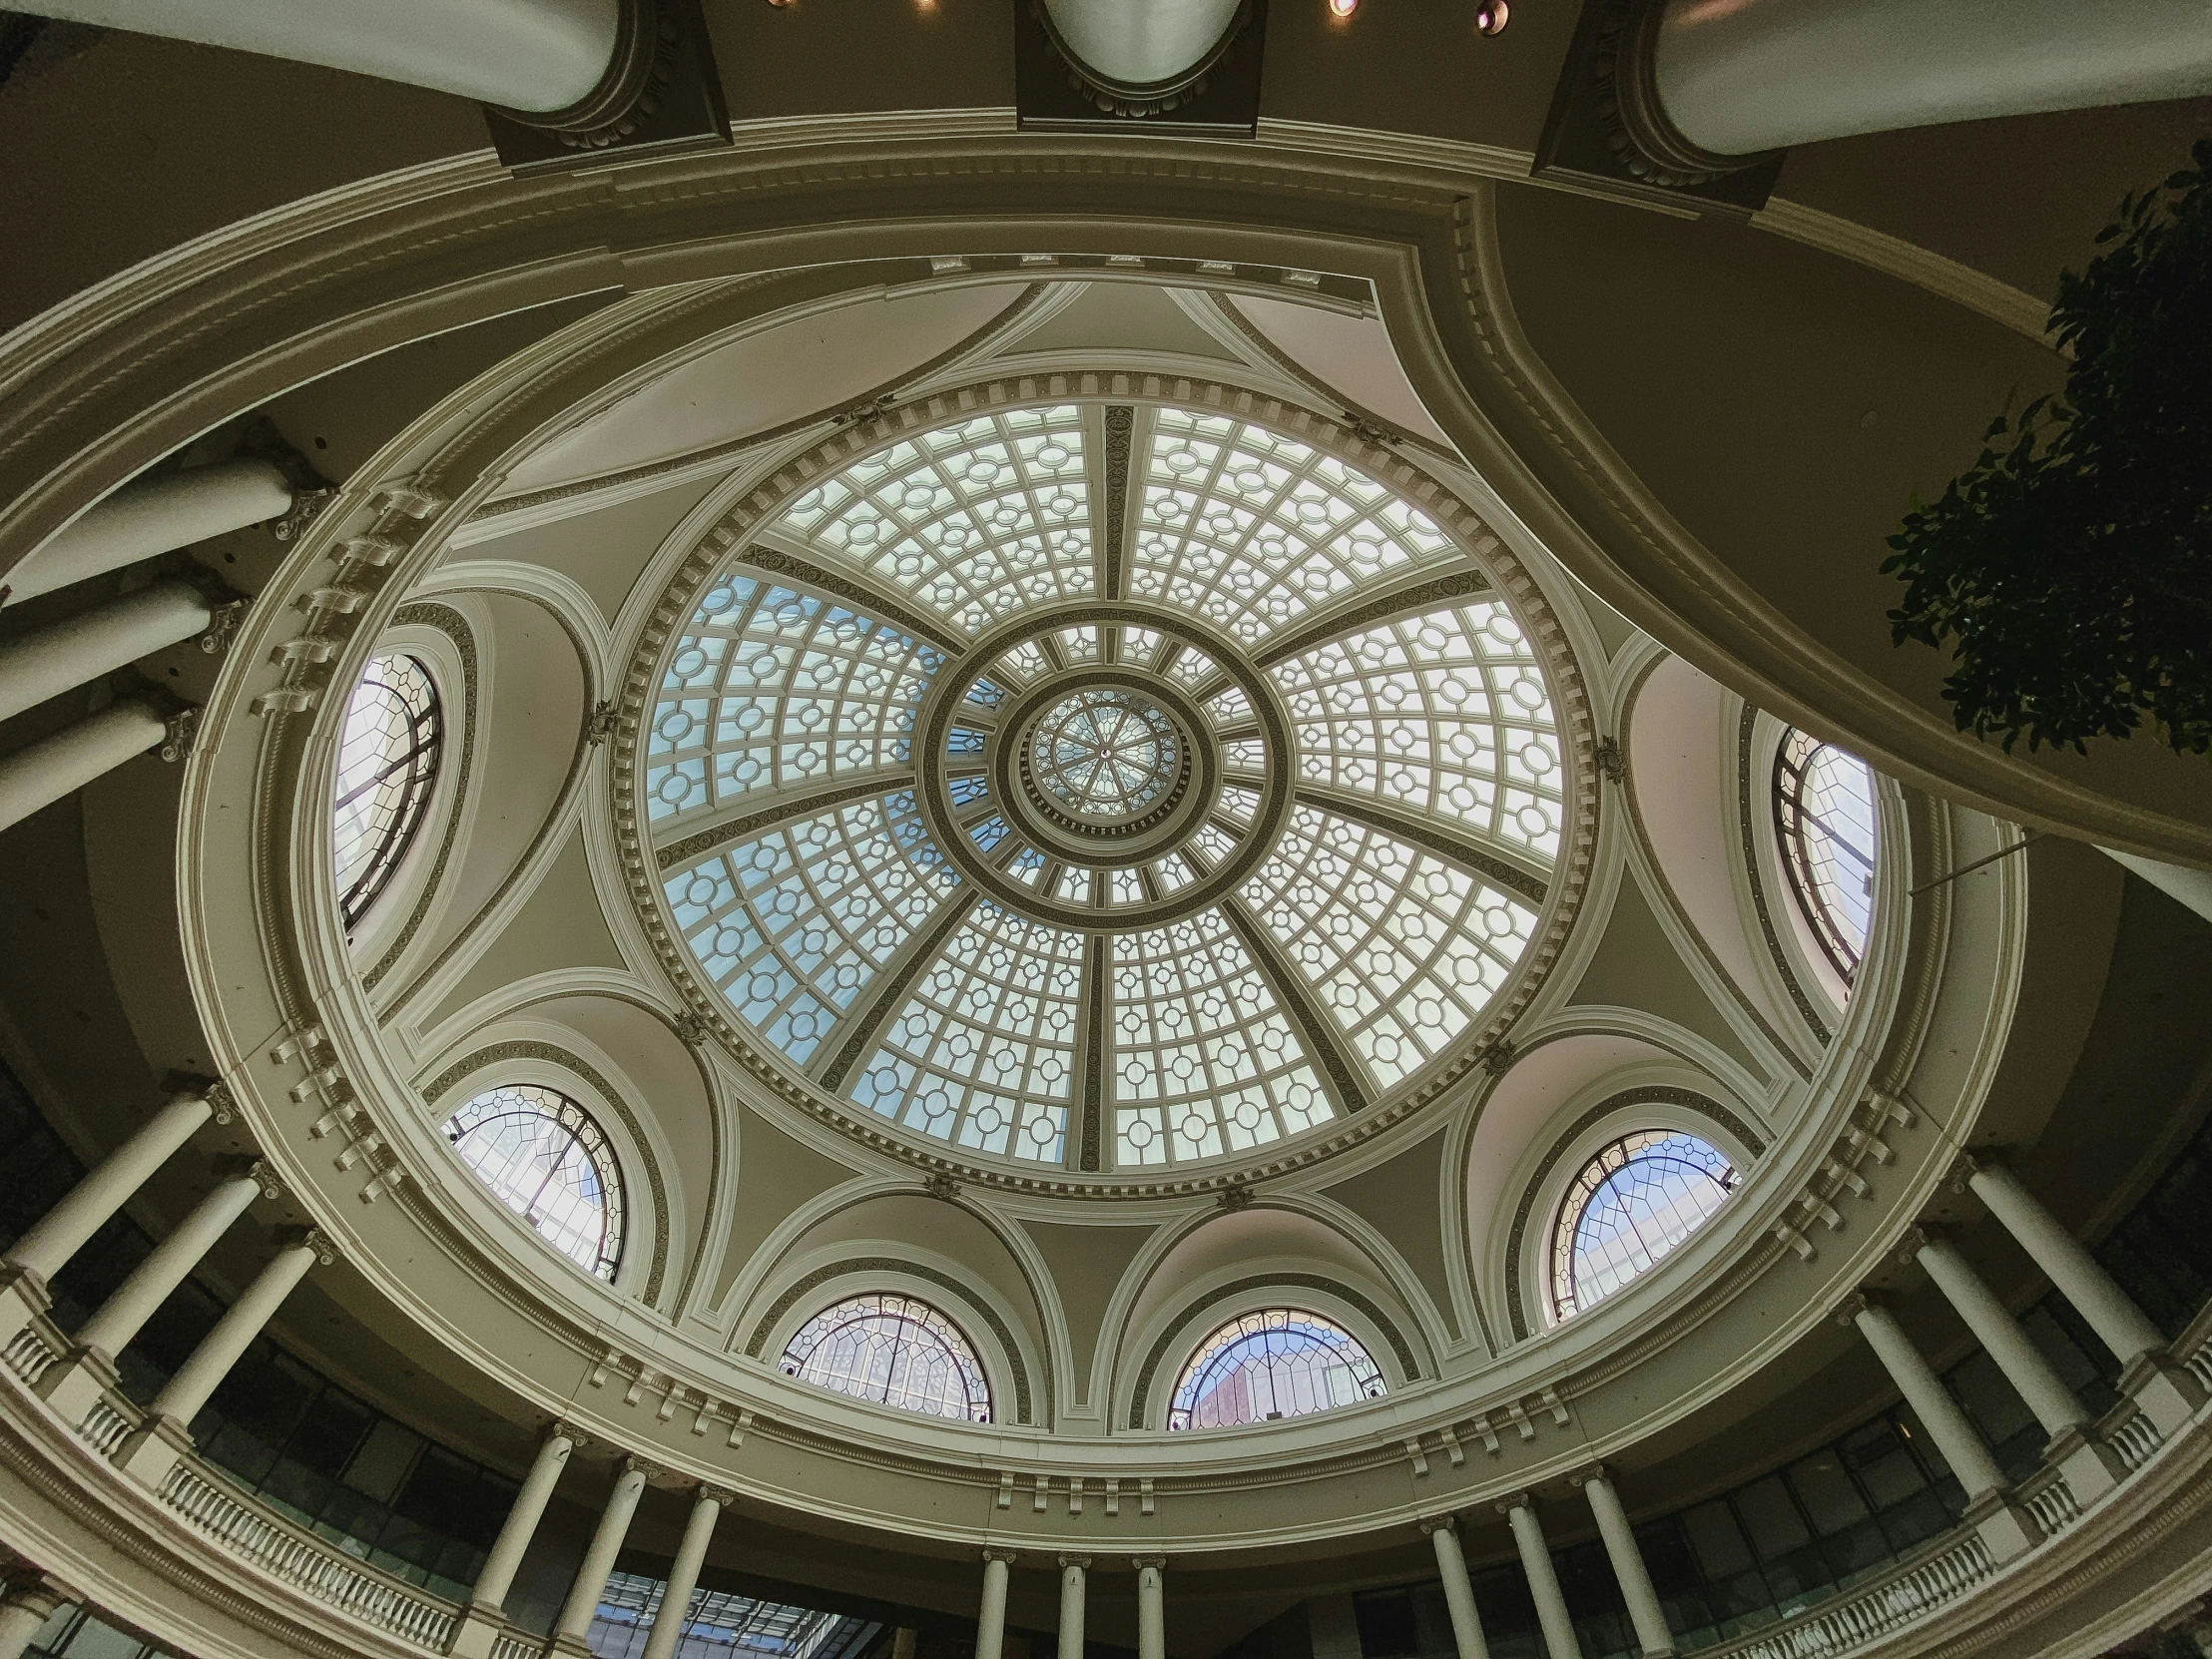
[1966,1163,2167,1365]
[0,700,171,833]
[18,0,623,111]
[640,1488,728,1659]
[0,581,210,724]
[7,458,292,606]
[148,1233,322,1426]
[554,1458,650,1644]
[4,1091,213,1287]
[1424,1522,1490,1659]
[469,1429,575,1617]
[1576,1471,1674,1657]
[1850,1298,2005,1497]
[1913,1232,2088,1437]
[73,1168,262,1359]
[976,1551,1014,1659]
[1504,1498,1582,1659]
[1058,1556,1089,1659]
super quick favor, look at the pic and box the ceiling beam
[1295,783,1550,908]
[653,772,917,871]
[1250,563,1493,671]
[813,888,981,1093]
[1216,895,1374,1117]
[740,536,968,661]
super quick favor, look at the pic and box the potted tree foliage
[1883,137,2212,760]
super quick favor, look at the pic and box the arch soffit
[0,133,2184,859]
[413,1029,673,1308]
[740,1248,1046,1428]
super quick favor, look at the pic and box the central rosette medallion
[1028,689,1181,820]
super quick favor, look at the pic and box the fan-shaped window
[1550,1131,1737,1321]
[779,1293,991,1421]
[443,1085,623,1281]
[332,654,442,929]
[1773,729,1878,980]
[1168,1308,1385,1430]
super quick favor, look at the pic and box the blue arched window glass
[1168,1308,1385,1430]
[1550,1131,1737,1321]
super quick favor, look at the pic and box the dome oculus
[645,400,1568,1173]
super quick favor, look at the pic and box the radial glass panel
[444,1085,623,1280]
[774,407,1091,636]
[851,902,1081,1162]
[1239,806,1536,1087]
[1550,1130,1738,1320]
[1112,907,1331,1165]
[1169,1308,1385,1430]
[1774,729,1879,980]
[779,1293,991,1421]
[331,654,442,928]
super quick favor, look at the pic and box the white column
[149,1233,325,1426]
[1910,1231,2088,1437]
[976,1550,1015,1659]
[0,581,211,723]
[640,1487,729,1659]
[19,0,623,112]
[468,1428,577,1618]
[3,1091,213,1287]
[553,1457,651,1646]
[891,1631,919,1659]
[0,1580,64,1659]
[1965,1162,2167,1364]
[72,1167,266,1361]
[1134,1556,1166,1659]
[1058,1555,1089,1659]
[1573,1470,1673,1659]
[6,458,291,607]
[1649,0,2212,157]
[1501,1496,1582,1659]
[0,701,171,833]
[1422,1520,1490,1659]
[1847,1295,2004,1497]
[117,1231,329,1487]
[2097,850,2212,928]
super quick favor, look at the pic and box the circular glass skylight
[1030,689,1180,818]
[644,401,1570,1174]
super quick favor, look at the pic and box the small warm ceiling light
[1474,0,1509,33]
[1328,0,1360,18]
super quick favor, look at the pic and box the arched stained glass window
[1774,729,1879,981]
[779,1293,992,1421]
[1168,1308,1385,1430]
[1550,1131,1737,1321]
[332,654,442,929]
[444,1085,623,1281]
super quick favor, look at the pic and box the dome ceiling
[635,396,1578,1177]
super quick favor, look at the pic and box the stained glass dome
[644,401,1572,1173]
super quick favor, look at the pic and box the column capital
[1947,1150,1988,1194]
[617,1454,661,1481]
[1895,1224,1935,1266]
[981,1547,1020,1565]
[1130,1554,1167,1570]
[549,1417,592,1451]
[1417,1514,1458,1535]
[698,1484,740,1508]
[1057,1554,1092,1570]
[1568,1462,1611,1488]
[1835,1290,1876,1327]
[243,1157,284,1202]
[1494,1489,1535,1516]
